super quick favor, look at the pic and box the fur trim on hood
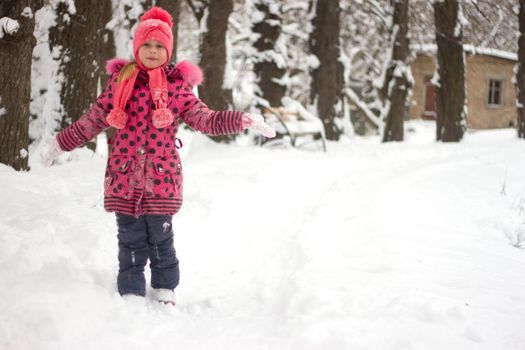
[105,58,203,86]
[105,58,129,75]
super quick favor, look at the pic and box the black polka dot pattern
[100,69,244,213]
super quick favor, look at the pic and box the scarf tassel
[152,108,174,129]
[107,108,128,129]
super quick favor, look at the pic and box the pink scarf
[106,62,173,130]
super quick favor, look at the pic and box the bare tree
[433,0,466,142]
[517,0,525,138]
[253,0,286,106]
[0,0,44,170]
[310,0,344,140]
[382,0,411,142]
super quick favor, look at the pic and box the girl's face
[138,40,168,69]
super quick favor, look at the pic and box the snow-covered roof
[412,44,517,62]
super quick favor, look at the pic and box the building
[406,0,518,130]
[410,47,517,130]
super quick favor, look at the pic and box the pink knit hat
[133,7,174,63]
[106,7,175,130]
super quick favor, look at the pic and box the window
[487,79,503,106]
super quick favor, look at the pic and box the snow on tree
[380,0,412,142]
[104,0,142,60]
[341,0,411,138]
[251,0,286,107]
[0,16,20,38]
[461,0,517,53]
[0,0,44,171]
[228,0,317,111]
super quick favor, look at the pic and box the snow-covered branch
[479,5,504,48]
[344,88,381,129]
[0,17,20,39]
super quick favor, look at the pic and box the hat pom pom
[152,108,174,129]
[107,108,128,129]
[141,7,173,28]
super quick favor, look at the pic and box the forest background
[0,0,522,170]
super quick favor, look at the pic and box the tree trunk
[382,0,411,142]
[197,0,233,111]
[0,0,43,171]
[310,0,343,141]
[253,1,286,107]
[155,0,181,61]
[99,0,117,147]
[49,0,105,133]
[99,0,116,88]
[196,0,234,143]
[517,0,525,138]
[433,0,466,142]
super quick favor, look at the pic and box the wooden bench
[256,99,326,152]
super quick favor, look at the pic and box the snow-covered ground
[1,121,525,350]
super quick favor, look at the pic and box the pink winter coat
[56,59,245,217]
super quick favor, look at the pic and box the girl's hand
[243,113,276,138]
[41,138,64,167]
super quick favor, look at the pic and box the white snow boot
[152,288,177,306]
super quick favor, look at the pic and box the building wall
[410,54,436,121]
[410,53,516,129]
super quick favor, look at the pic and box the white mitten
[243,113,276,138]
[41,138,64,167]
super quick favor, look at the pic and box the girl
[42,7,275,305]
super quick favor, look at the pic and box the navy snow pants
[115,213,180,296]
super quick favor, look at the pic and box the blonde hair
[118,61,138,83]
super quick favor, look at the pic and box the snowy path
[1,125,525,349]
